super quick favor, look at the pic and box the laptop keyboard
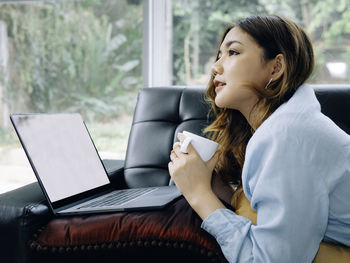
[78,187,156,209]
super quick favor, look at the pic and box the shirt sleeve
[201,129,330,263]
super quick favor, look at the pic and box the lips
[214,80,226,94]
[214,79,226,88]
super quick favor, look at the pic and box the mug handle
[180,136,192,154]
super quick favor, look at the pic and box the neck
[239,99,259,130]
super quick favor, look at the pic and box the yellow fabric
[231,187,257,225]
[231,187,350,262]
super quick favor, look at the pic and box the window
[172,0,350,85]
[1,0,349,193]
[0,0,142,193]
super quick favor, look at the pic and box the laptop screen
[11,114,110,202]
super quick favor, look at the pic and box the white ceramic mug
[180,131,219,162]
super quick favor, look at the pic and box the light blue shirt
[201,84,350,262]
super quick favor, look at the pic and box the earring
[264,78,273,90]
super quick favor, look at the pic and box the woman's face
[212,27,273,118]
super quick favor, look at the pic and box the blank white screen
[12,114,110,202]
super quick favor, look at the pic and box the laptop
[10,113,181,216]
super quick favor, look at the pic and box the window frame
[142,0,173,88]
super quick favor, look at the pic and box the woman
[168,15,350,262]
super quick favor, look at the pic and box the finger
[177,133,185,143]
[182,139,201,159]
[170,151,177,161]
[174,139,201,161]
[173,143,185,157]
[168,162,174,174]
[173,141,181,149]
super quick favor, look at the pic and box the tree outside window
[172,0,350,86]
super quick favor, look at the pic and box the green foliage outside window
[0,0,142,122]
[1,0,349,129]
[173,0,350,85]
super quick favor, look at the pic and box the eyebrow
[218,40,243,54]
[225,40,243,48]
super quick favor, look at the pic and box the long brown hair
[204,15,314,185]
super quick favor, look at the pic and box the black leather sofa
[0,84,349,263]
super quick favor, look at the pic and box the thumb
[206,150,221,171]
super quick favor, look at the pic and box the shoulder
[243,86,350,197]
[249,85,349,155]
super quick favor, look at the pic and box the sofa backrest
[124,86,211,188]
[124,85,350,188]
[313,85,350,134]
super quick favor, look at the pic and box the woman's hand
[168,133,226,219]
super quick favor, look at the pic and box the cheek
[225,57,265,87]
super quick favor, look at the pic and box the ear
[270,54,285,80]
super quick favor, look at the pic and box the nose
[211,58,223,76]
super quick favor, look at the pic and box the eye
[228,49,239,56]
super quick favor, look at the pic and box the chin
[214,97,226,109]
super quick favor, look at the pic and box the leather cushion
[29,197,226,262]
[314,86,350,134]
[124,86,212,188]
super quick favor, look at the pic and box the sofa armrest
[0,159,125,262]
[0,182,52,263]
[102,159,126,189]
